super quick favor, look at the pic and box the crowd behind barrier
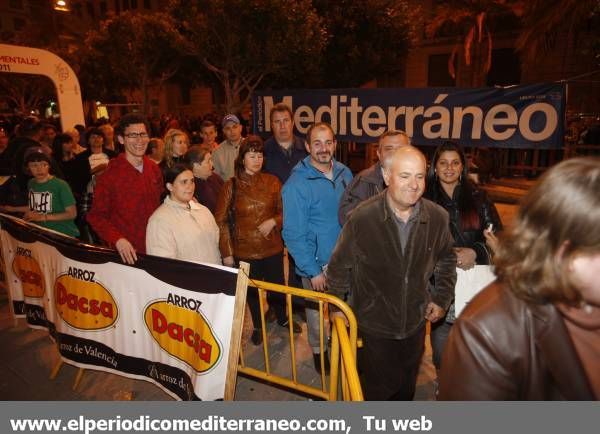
[1,104,598,401]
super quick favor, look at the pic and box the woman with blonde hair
[160,129,189,174]
[439,157,600,400]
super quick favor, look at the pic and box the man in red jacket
[87,114,163,264]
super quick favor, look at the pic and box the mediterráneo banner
[0,214,239,401]
[252,83,565,148]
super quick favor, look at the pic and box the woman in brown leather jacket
[214,136,300,345]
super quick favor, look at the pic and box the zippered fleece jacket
[282,156,353,278]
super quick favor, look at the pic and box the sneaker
[313,351,330,375]
[277,319,302,334]
[251,329,263,345]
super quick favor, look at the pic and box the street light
[54,1,69,12]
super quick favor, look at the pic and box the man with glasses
[87,114,163,264]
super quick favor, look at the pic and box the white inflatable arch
[0,43,85,131]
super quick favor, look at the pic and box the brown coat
[439,281,595,400]
[326,194,457,339]
[214,171,283,260]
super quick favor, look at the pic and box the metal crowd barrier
[237,279,363,401]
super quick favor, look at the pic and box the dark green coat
[327,192,456,339]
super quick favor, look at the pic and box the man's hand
[257,218,276,238]
[330,310,349,327]
[311,273,327,292]
[223,256,235,267]
[115,238,137,265]
[425,302,445,323]
[23,210,44,222]
[454,247,476,270]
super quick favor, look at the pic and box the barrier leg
[49,360,63,380]
[73,368,84,390]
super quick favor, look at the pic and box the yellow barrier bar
[237,366,330,400]
[257,287,271,374]
[318,299,326,390]
[333,316,363,401]
[238,279,362,401]
[329,321,340,401]
[286,293,298,383]
[248,279,358,349]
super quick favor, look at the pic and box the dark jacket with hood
[338,161,385,226]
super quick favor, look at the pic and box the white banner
[0,214,239,400]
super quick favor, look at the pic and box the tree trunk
[141,71,149,116]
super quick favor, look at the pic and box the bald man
[326,146,456,400]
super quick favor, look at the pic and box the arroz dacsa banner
[0,214,239,401]
[253,83,565,148]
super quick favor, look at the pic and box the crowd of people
[0,105,598,401]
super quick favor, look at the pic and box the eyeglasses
[124,132,149,139]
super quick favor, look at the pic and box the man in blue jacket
[282,122,353,373]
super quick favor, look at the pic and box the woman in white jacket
[146,163,221,265]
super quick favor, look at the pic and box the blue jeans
[430,319,452,370]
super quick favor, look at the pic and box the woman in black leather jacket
[425,141,502,376]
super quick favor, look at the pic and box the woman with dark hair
[146,163,221,264]
[439,157,600,400]
[214,135,300,345]
[82,128,117,175]
[424,141,502,376]
[52,133,81,199]
[69,128,117,243]
[185,146,223,214]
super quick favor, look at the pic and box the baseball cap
[221,114,240,127]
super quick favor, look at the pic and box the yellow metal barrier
[237,279,363,401]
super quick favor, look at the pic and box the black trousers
[240,252,287,329]
[358,325,426,401]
